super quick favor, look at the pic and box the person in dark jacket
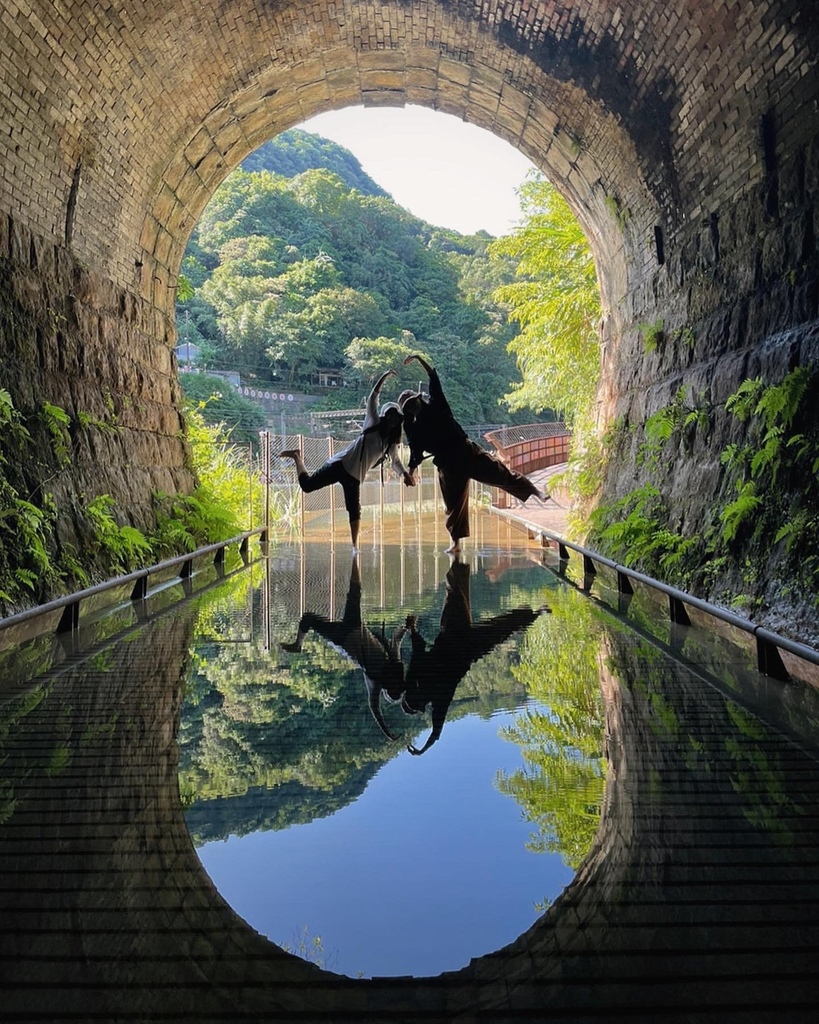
[401,556,547,755]
[279,553,409,740]
[398,354,547,554]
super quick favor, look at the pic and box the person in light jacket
[281,369,413,551]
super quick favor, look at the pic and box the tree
[344,334,423,390]
[489,173,601,425]
[178,133,539,424]
[178,373,266,445]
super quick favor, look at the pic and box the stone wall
[0,211,194,598]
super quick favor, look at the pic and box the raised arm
[362,369,397,429]
[404,354,447,407]
[403,353,433,377]
[372,368,397,395]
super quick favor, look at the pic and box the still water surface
[5,512,819,1018]
[180,537,603,978]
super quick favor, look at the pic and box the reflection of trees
[179,564,550,844]
[496,590,608,870]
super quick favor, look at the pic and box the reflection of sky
[198,703,575,979]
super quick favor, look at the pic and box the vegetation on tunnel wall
[0,386,271,612]
[588,366,819,620]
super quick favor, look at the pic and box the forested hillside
[177,129,537,425]
[240,128,388,197]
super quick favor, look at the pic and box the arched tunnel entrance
[3,2,819,637]
[3,5,819,1013]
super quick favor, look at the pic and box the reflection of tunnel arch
[6,565,819,1019]
[2,2,819,626]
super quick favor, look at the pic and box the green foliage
[178,373,266,446]
[591,365,819,603]
[717,367,818,559]
[151,402,268,557]
[488,173,601,425]
[0,392,62,604]
[177,137,540,425]
[637,385,708,471]
[344,333,423,387]
[496,592,607,869]
[241,129,388,198]
[41,402,71,466]
[590,482,699,580]
[176,274,195,302]
[84,495,153,571]
[638,319,664,353]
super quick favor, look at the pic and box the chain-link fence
[257,432,500,537]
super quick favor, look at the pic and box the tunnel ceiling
[3,0,816,323]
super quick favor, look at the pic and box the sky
[298,105,536,237]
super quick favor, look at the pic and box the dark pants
[298,461,361,523]
[437,440,538,541]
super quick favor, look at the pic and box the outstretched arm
[363,369,397,428]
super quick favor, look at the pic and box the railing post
[56,600,80,633]
[328,436,335,531]
[757,635,790,680]
[669,595,691,626]
[261,429,270,540]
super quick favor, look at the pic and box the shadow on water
[2,513,819,1020]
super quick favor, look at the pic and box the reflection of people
[280,370,413,551]
[280,555,407,740]
[398,354,547,554]
[401,556,547,755]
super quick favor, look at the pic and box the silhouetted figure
[401,556,547,755]
[280,554,408,739]
[398,354,547,554]
[281,369,413,551]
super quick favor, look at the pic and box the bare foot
[279,449,301,459]
[445,541,461,554]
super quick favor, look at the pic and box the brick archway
[2,1,819,634]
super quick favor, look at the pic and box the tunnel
[2,11,819,1014]
[2,1,819,635]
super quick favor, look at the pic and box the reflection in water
[279,553,408,740]
[497,592,607,870]
[4,522,819,1018]
[183,543,580,977]
[401,556,546,755]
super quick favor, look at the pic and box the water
[4,512,819,1020]
[180,538,592,977]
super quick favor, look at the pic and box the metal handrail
[0,527,268,636]
[493,508,819,678]
[0,550,261,712]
